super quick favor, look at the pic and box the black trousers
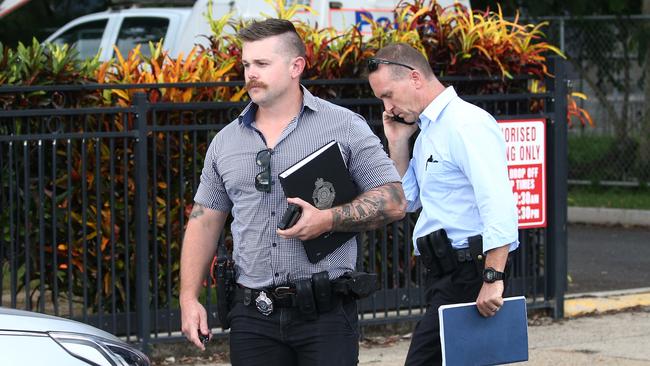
[228,298,359,366]
[404,261,484,366]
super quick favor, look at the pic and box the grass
[568,134,615,167]
[568,185,650,210]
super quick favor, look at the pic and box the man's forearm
[330,182,406,232]
[179,204,227,303]
[484,244,510,272]
[388,140,411,177]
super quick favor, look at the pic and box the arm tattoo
[189,204,205,220]
[331,182,404,232]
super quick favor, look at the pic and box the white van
[45,0,470,61]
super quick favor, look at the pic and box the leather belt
[233,284,351,315]
[233,286,298,308]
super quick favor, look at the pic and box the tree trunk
[640,0,650,181]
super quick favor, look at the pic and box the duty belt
[233,285,348,316]
[416,230,485,276]
[232,272,377,317]
[455,247,474,262]
[234,286,297,308]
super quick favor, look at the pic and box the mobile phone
[391,115,416,125]
[277,204,302,230]
[198,331,209,345]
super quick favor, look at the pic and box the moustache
[245,81,267,90]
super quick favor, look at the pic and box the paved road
[568,224,650,294]
[357,307,650,366]
[159,307,650,366]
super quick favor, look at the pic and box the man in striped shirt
[179,19,406,366]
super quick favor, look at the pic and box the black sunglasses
[367,58,415,73]
[255,149,272,193]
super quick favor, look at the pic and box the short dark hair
[237,18,306,58]
[374,43,434,79]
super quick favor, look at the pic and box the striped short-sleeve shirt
[194,86,401,289]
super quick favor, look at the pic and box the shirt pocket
[423,157,460,190]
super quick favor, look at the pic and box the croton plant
[0,0,591,126]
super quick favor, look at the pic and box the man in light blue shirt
[368,43,519,366]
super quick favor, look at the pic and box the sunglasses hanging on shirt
[255,148,272,193]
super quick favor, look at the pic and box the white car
[44,6,193,61]
[44,0,471,61]
[0,307,149,366]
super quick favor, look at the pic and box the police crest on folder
[279,140,358,263]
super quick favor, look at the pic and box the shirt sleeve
[402,158,422,212]
[345,114,402,192]
[193,133,233,213]
[448,113,519,253]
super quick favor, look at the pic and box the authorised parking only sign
[498,119,546,228]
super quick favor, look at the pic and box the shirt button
[272,243,277,247]
[274,273,279,277]
[271,211,275,216]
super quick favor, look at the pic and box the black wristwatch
[483,267,505,283]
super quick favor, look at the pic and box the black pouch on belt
[312,271,333,313]
[416,231,449,276]
[295,278,318,320]
[340,271,379,299]
[468,234,485,275]
[430,229,458,275]
[215,243,235,330]
[416,235,435,271]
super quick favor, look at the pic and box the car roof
[0,307,121,341]
[80,7,192,18]
[43,6,193,40]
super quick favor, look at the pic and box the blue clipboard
[438,296,529,366]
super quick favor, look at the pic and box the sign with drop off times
[498,119,546,228]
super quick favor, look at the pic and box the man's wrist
[482,267,505,283]
[388,139,410,151]
[325,208,335,232]
[179,292,199,306]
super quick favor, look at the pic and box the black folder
[278,140,358,263]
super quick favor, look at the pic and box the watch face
[486,271,494,281]
[483,268,499,283]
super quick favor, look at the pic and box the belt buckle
[273,286,293,298]
[255,291,273,316]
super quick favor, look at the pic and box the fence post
[547,57,568,318]
[133,92,151,352]
[559,18,565,52]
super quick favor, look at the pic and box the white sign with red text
[498,119,546,228]
[0,0,30,18]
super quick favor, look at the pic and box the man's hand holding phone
[277,203,302,230]
[390,115,416,125]
[382,111,419,145]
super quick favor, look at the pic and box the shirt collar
[238,85,319,127]
[419,86,457,129]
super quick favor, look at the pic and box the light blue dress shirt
[403,87,519,254]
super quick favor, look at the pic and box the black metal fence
[530,15,650,185]
[0,57,568,351]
